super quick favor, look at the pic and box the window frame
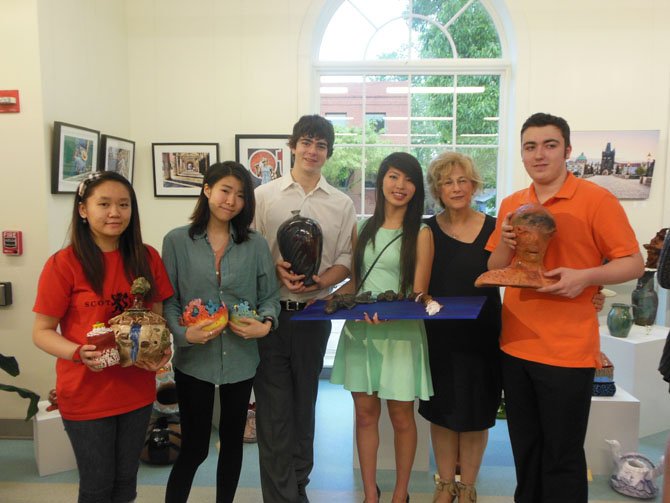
[306,0,514,216]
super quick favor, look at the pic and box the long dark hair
[70,171,155,297]
[189,161,255,243]
[355,152,425,294]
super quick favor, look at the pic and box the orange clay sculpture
[475,203,558,289]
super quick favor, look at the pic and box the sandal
[433,474,458,503]
[457,481,478,502]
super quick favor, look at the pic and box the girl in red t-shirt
[33,171,173,503]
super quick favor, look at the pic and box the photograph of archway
[152,143,219,197]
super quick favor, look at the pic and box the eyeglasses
[440,178,471,189]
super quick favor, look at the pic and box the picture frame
[152,143,219,197]
[235,134,292,187]
[568,130,659,200]
[51,122,100,194]
[100,134,135,184]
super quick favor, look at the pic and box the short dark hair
[521,112,571,148]
[287,114,335,158]
[189,161,255,243]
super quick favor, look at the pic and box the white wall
[125,0,313,247]
[0,0,50,420]
[0,0,130,419]
[1,0,669,420]
[38,0,132,253]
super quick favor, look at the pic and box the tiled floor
[0,380,666,502]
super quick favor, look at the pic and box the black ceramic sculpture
[277,210,323,286]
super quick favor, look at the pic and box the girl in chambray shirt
[162,162,279,503]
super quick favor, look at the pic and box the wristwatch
[72,344,84,364]
[262,316,275,333]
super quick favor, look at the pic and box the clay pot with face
[475,203,558,289]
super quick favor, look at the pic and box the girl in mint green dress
[330,152,434,503]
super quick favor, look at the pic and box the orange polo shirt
[485,172,639,368]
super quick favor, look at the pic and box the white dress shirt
[254,172,356,302]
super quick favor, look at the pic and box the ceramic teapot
[605,439,664,499]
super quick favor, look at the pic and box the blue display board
[291,296,487,321]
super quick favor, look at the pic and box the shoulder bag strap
[355,233,403,294]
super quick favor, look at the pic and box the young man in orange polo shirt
[486,112,644,503]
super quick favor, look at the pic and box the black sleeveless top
[423,213,501,352]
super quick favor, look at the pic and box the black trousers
[165,369,253,503]
[502,352,595,503]
[255,310,331,502]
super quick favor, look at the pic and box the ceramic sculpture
[605,439,664,499]
[475,203,558,289]
[277,210,323,286]
[108,277,171,368]
[180,298,228,332]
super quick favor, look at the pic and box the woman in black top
[419,152,501,503]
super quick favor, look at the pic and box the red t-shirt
[33,245,174,420]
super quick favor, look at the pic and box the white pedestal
[600,323,670,436]
[353,399,430,472]
[585,388,640,475]
[32,400,77,476]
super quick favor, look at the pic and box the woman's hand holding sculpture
[185,320,225,345]
[228,317,272,339]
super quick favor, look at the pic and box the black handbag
[140,414,181,465]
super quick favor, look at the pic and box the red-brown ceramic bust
[642,227,668,269]
[475,203,558,289]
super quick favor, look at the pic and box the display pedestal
[585,388,640,475]
[353,399,430,472]
[600,324,669,436]
[32,401,77,476]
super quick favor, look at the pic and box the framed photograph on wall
[152,142,219,197]
[100,134,135,184]
[51,122,100,194]
[235,134,291,187]
[568,130,659,200]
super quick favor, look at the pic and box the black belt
[280,300,307,311]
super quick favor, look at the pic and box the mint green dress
[330,224,434,401]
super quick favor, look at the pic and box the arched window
[316,0,509,215]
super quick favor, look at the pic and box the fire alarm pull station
[2,231,23,255]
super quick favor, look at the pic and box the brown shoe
[433,474,458,503]
[457,482,477,502]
